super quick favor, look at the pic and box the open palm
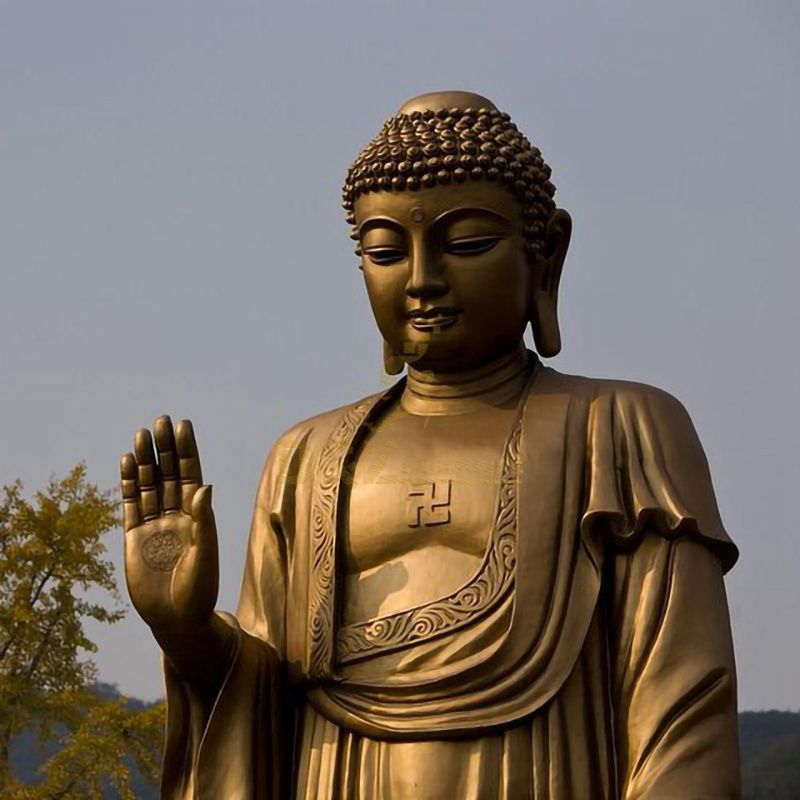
[120,416,218,631]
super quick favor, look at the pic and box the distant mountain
[10,697,800,798]
[740,711,800,799]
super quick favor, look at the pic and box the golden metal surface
[121,91,741,798]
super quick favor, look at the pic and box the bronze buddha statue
[120,91,741,799]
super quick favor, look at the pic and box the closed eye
[364,247,407,266]
[445,236,502,256]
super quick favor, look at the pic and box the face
[355,182,530,373]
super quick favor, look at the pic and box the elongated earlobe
[383,340,405,375]
[530,292,562,357]
[528,209,571,358]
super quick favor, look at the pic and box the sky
[1,1,798,711]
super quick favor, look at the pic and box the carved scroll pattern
[308,396,380,679]
[337,418,522,664]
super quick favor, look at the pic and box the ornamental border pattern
[307,395,382,679]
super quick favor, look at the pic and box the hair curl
[342,106,556,258]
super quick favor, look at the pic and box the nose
[405,240,448,299]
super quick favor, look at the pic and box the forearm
[152,612,238,694]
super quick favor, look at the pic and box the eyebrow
[356,216,404,238]
[432,207,512,227]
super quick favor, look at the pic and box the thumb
[190,485,216,543]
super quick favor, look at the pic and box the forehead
[354,182,522,227]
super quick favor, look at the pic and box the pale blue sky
[1,1,798,710]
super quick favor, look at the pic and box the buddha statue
[120,91,741,799]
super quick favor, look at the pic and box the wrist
[153,613,235,689]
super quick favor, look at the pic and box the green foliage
[0,465,163,796]
[5,696,165,800]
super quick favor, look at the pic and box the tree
[0,464,164,798]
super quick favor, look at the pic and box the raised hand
[120,416,219,633]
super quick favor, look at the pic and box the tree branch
[0,568,56,662]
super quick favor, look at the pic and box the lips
[407,306,461,331]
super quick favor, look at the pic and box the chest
[345,408,515,567]
[340,405,518,623]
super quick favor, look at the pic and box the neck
[401,343,535,416]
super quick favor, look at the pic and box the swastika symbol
[407,480,452,528]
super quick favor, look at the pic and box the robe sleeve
[160,424,309,800]
[609,535,740,798]
[584,385,740,797]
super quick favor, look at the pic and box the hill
[740,710,800,799]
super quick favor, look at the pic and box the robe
[161,362,740,799]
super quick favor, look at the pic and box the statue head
[343,91,571,374]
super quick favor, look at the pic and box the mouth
[407,306,461,331]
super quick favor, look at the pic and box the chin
[393,326,461,365]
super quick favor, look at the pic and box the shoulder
[537,365,713,500]
[264,385,392,464]
[536,365,695,433]
[254,387,389,504]
[539,364,686,408]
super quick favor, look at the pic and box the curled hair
[342,105,556,258]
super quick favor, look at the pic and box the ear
[529,209,571,358]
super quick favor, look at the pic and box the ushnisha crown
[342,91,556,258]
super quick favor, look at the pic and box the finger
[134,428,160,521]
[190,485,217,547]
[176,419,203,514]
[120,452,141,532]
[154,415,180,512]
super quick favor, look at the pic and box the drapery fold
[162,621,288,800]
[582,381,737,571]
